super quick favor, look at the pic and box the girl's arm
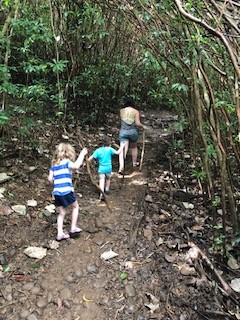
[69,147,88,170]
[48,170,53,184]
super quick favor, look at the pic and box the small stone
[86,265,98,273]
[125,284,136,297]
[47,292,53,303]
[36,297,47,308]
[0,173,11,183]
[40,280,49,290]
[60,288,72,300]
[31,286,41,295]
[20,310,30,318]
[145,195,153,203]
[23,282,35,291]
[65,275,74,283]
[12,205,26,215]
[27,314,39,320]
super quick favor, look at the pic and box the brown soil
[0,109,239,320]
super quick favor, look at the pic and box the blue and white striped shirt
[50,159,74,196]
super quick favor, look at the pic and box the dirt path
[0,110,238,320]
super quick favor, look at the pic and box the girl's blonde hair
[51,143,76,165]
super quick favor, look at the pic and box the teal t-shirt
[92,146,116,174]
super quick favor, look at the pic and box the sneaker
[105,189,110,195]
[99,194,105,201]
[118,167,124,174]
[133,162,139,167]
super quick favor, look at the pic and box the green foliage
[171,83,188,92]
[191,169,206,181]
[172,139,182,150]
[49,59,69,74]
[0,110,9,126]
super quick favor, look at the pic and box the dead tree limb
[188,242,234,295]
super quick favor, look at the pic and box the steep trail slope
[0,110,238,320]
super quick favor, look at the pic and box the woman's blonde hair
[51,143,76,165]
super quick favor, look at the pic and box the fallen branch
[188,242,234,295]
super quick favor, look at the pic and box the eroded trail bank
[0,110,239,320]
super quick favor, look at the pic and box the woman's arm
[134,110,145,129]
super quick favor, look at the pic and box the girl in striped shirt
[48,143,88,241]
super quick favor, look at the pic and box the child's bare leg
[71,200,79,232]
[105,177,111,192]
[57,206,67,236]
[99,175,105,196]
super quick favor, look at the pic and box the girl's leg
[57,206,67,237]
[70,200,79,232]
[119,141,129,172]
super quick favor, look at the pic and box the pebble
[0,254,5,264]
[47,292,53,303]
[87,265,98,273]
[31,286,41,295]
[20,310,30,318]
[6,293,13,301]
[74,269,83,278]
[40,280,50,290]
[36,297,47,308]
[23,282,35,291]
[27,314,39,320]
[65,275,75,283]
[125,284,136,297]
[60,288,72,300]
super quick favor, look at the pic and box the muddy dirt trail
[0,110,238,320]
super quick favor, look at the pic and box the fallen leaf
[145,302,160,313]
[83,294,93,302]
[192,225,203,231]
[230,278,240,293]
[165,253,178,263]
[180,265,197,276]
[143,228,153,241]
[11,274,28,281]
[156,237,164,246]
[227,255,240,270]
[45,204,56,213]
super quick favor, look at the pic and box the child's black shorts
[54,192,76,208]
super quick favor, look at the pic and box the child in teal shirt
[88,135,125,200]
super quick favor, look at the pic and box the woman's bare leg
[131,142,138,165]
[119,141,129,172]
